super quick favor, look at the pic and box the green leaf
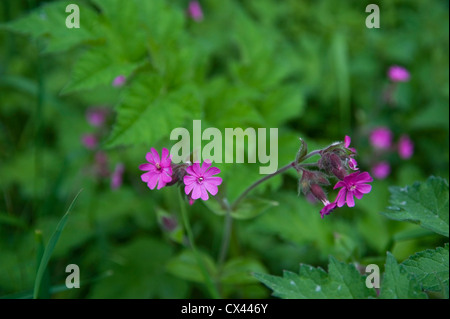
[231,197,279,220]
[379,252,427,299]
[382,176,449,237]
[4,1,100,53]
[253,256,375,299]
[221,258,268,284]
[33,190,82,299]
[401,245,449,296]
[106,73,201,148]
[166,250,217,284]
[61,48,142,94]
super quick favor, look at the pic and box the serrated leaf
[382,176,449,237]
[4,1,99,53]
[166,250,217,284]
[61,48,142,94]
[253,256,375,299]
[401,245,449,295]
[106,73,201,148]
[379,252,428,299]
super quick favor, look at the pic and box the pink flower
[372,162,391,180]
[388,65,410,82]
[111,163,125,190]
[94,151,109,178]
[398,135,414,159]
[320,201,337,219]
[183,160,222,201]
[139,148,172,190]
[86,107,108,127]
[370,127,393,150]
[334,171,373,207]
[112,75,126,87]
[344,135,358,170]
[81,134,98,149]
[188,1,203,21]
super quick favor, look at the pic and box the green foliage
[383,177,449,237]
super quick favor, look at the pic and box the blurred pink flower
[139,148,173,190]
[370,127,393,150]
[398,135,414,159]
[320,201,337,219]
[334,171,373,207]
[188,1,203,21]
[86,107,108,127]
[388,65,410,82]
[112,75,126,87]
[81,134,98,150]
[371,161,391,180]
[184,160,222,201]
[111,163,125,190]
[94,151,110,178]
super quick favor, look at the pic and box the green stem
[218,199,232,270]
[178,190,221,299]
[231,161,296,210]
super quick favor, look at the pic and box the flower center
[350,184,356,191]
[155,163,161,170]
[197,177,204,183]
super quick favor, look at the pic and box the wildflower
[344,135,358,170]
[188,1,203,21]
[388,65,410,82]
[139,148,172,190]
[184,160,222,201]
[369,127,392,150]
[81,134,98,150]
[112,75,126,87]
[111,163,125,190]
[86,107,108,127]
[398,135,414,159]
[371,161,391,180]
[334,171,373,207]
[320,201,337,219]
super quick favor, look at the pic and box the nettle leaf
[4,1,100,53]
[401,244,449,296]
[253,256,375,299]
[61,48,142,94]
[106,73,201,148]
[380,253,428,299]
[382,176,449,237]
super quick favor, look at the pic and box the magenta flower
[370,127,393,150]
[112,75,126,87]
[188,1,203,21]
[81,134,98,150]
[334,171,373,207]
[139,148,172,190]
[184,160,222,201]
[344,135,358,170]
[398,135,414,159]
[320,201,337,219]
[111,163,125,190]
[86,107,108,127]
[388,65,410,82]
[372,161,391,180]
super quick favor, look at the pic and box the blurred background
[0,0,448,298]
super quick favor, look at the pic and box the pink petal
[346,191,355,207]
[163,166,173,176]
[146,151,155,164]
[204,166,220,177]
[185,165,197,177]
[204,182,218,196]
[205,176,222,186]
[200,160,212,174]
[345,136,351,148]
[334,181,346,189]
[355,172,373,183]
[185,182,196,195]
[356,184,372,194]
[160,172,172,183]
[192,162,203,176]
[200,186,209,200]
[141,171,152,183]
[353,189,364,199]
[336,188,347,207]
[184,175,197,185]
[161,147,169,160]
[191,184,202,200]
[139,163,154,171]
[151,148,161,164]
[147,173,159,190]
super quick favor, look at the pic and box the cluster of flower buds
[139,148,223,205]
[295,136,373,219]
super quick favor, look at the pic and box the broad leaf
[382,176,449,237]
